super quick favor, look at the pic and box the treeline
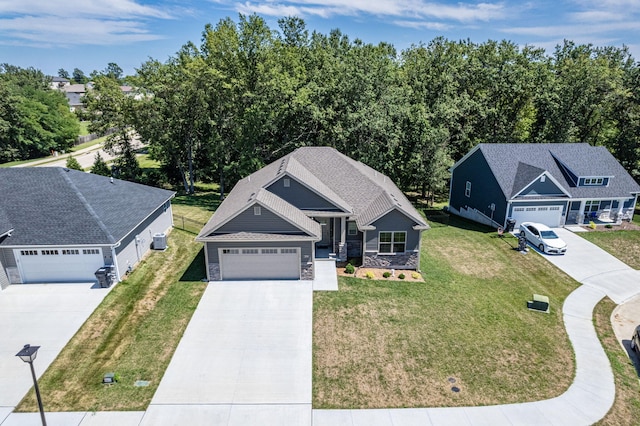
[0,64,79,162]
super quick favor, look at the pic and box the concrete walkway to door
[143,281,313,426]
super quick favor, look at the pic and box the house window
[62,249,80,255]
[347,221,357,236]
[585,200,600,212]
[222,249,239,255]
[283,178,290,187]
[584,177,604,186]
[41,249,59,255]
[254,206,261,216]
[378,231,406,254]
[465,181,471,197]
[20,250,38,256]
[83,249,100,255]
[281,248,297,254]
[261,248,278,254]
[242,248,259,254]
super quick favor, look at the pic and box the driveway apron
[145,280,313,426]
[0,283,110,414]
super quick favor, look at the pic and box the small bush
[383,271,391,278]
[589,221,597,229]
[411,272,421,279]
[365,271,375,279]
[605,224,613,229]
[344,263,355,274]
[398,273,405,279]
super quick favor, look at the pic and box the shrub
[398,273,405,279]
[411,272,421,279]
[365,271,375,279]
[589,221,597,229]
[605,224,613,229]
[383,271,391,278]
[344,263,355,274]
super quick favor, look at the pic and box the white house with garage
[196,147,429,281]
[0,168,175,289]
[448,143,640,229]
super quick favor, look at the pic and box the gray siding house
[449,143,640,229]
[0,168,175,289]
[197,147,429,281]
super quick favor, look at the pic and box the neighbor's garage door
[220,247,300,280]
[510,205,563,228]
[15,248,104,283]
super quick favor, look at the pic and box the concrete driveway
[0,283,110,422]
[144,280,313,426]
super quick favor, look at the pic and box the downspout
[203,242,210,282]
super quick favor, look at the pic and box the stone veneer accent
[208,263,221,281]
[363,251,419,270]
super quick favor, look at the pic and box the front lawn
[314,216,579,408]
[15,192,213,412]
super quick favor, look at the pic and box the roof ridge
[59,169,116,244]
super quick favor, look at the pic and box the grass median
[314,216,579,408]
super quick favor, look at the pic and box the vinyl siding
[365,210,421,252]
[266,176,341,211]
[518,177,566,197]
[217,204,303,234]
[0,248,12,289]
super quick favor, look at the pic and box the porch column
[340,217,346,244]
[577,201,586,225]
[616,198,626,222]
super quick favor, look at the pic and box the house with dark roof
[196,147,429,281]
[448,143,640,229]
[0,168,175,289]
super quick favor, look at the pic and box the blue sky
[1,0,639,77]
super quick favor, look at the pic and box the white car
[518,222,567,254]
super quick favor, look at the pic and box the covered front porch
[567,197,637,225]
[309,214,351,261]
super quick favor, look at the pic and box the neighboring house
[0,168,175,289]
[196,147,429,281]
[62,83,87,111]
[449,143,640,229]
[50,76,70,90]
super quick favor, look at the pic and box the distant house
[448,143,640,229]
[196,147,429,281]
[0,168,175,289]
[49,76,70,90]
[62,84,87,111]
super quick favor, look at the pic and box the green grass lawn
[314,216,579,408]
[578,228,640,270]
[593,298,640,425]
[15,191,215,412]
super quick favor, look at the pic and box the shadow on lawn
[173,191,221,212]
[179,248,207,282]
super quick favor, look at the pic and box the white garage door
[15,248,105,283]
[220,247,300,280]
[510,205,563,228]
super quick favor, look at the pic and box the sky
[1,0,639,77]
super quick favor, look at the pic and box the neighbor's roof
[472,143,640,200]
[62,84,86,93]
[0,168,175,247]
[198,146,428,239]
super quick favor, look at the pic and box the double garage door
[219,247,300,280]
[15,248,104,284]
[510,205,563,228]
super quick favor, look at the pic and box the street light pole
[16,344,47,426]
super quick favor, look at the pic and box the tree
[72,68,88,84]
[103,62,123,81]
[90,152,111,176]
[58,68,70,79]
[65,155,82,170]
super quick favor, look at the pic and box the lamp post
[16,344,47,426]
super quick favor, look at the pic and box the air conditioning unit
[153,233,167,250]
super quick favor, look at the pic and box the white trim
[378,231,407,254]
[511,171,571,198]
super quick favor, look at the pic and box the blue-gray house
[196,147,429,281]
[448,143,640,229]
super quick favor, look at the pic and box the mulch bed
[336,267,424,282]
[581,221,640,232]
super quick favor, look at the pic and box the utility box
[153,233,167,250]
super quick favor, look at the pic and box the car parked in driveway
[519,222,567,254]
[631,325,640,357]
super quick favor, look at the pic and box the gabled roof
[198,147,428,240]
[0,168,175,247]
[461,143,640,200]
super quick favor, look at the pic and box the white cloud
[0,0,175,46]
[393,20,451,31]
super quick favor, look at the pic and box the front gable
[513,172,570,199]
[266,175,345,212]
[215,202,308,235]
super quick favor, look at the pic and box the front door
[318,218,330,248]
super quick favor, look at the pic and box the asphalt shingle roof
[0,168,175,247]
[477,143,640,200]
[198,147,428,240]
[0,207,12,236]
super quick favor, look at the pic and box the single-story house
[0,168,175,289]
[448,143,640,229]
[196,147,429,281]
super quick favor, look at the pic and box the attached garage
[219,247,300,280]
[15,248,104,284]
[510,205,563,228]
